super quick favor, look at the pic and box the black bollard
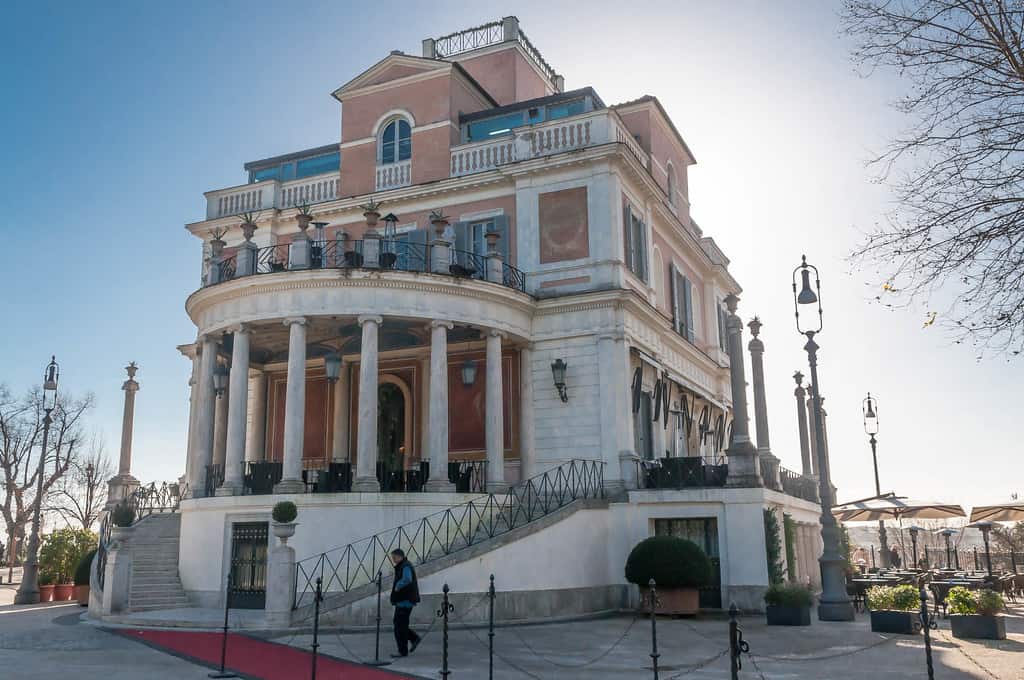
[368,570,391,667]
[974,546,979,571]
[647,579,660,680]
[208,572,237,678]
[488,574,495,680]
[436,583,454,679]
[310,577,323,680]
[919,588,935,680]
[729,603,740,680]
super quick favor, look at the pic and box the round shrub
[763,583,813,608]
[74,548,97,586]
[624,536,712,589]
[947,586,976,615]
[272,500,298,524]
[111,502,135,527]
[975,589,1004,616]
[868,584,918,611]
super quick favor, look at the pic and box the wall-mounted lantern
[213,363,230,398]
[551,358,568,402]
[461,359,477,387]
[325,351,342,384]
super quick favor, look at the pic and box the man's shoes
[410,638,421,654]
[390,653,408,659]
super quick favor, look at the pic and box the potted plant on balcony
[239,211,260,242]
[208,227,227,258]
[764,582,813,626]
[360,199,383,228]
[948,587,1006,640]
[271,500,298,544]
[295,203,314,234]
[625,535,712,615]
[74,548,97,606]
[38,571,56,603]
[867,585,921,634]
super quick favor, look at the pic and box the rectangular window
[547,99,585,120]
[467,112,526,141]
[717,301,728,351]
[470,220,493,256]
[634,392,654,460]
[623,203,648,282]
[670,265,696,344]
[250,167,279,183]
[296,152,340,178]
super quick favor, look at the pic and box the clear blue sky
[2,1,1020,506]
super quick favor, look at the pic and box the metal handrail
[292,459,605,609]
[635,455,729,490]
[208,239,528,293]
[779,466,819,503]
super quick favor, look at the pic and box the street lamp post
[792,256,854,621]
[14,356,59,604]
[908,525,923,570]
[975,521,994,577]
[863,393,889,567]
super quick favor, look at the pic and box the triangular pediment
[333,54,450,100]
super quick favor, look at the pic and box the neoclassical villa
[92,18,825,624]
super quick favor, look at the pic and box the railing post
[647,579,660,680]
[728,602,743,680]
[208,573,237,678]
[920,588,935,680]
[437,583,454,679]
[488,574,496,680]
[368,570,391,666]
[310,577,322,680]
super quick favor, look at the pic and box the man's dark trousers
[393,606,421,656]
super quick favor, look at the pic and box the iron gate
[229,522,268,609]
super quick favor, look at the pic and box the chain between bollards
[437,583,455,678]
[208,572,237,678]
[310,577,323,680]
[367,570,391,667]
[919,587,935,680]
[647,579,660,680]
[488,574,496,680]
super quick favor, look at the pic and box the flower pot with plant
[271,501,298,543]
[625,535,712,615]
[39,527,97,602]
[948,587,1006,640]
[867,585,921,634]
[764,583,813,626]
[360,200,383,228]
[39,571,56,602]
[295,203,314,233]
[74,548,97,606]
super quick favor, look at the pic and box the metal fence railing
[635,456,729,490]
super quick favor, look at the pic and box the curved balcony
[208,239,527,293]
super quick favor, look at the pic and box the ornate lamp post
[939,528,957,569]
[792,256,854,621]
[863,393,889,567]
[908,525,923,570]
[14,356,59,604]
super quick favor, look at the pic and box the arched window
[380,119,411,164]
[666,163,677,207]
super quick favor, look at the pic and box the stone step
[130,594,190,606]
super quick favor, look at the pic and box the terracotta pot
[241,222,257,241]
[297,214,313,231]
[364,210,380,227]
[431,219,448,238]
[39,585,55,602]
[54,584,74,601]
[74,585,90,606]
[640,586,699,615]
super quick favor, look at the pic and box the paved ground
[2,579,1022,678]
[269,602,1024,679]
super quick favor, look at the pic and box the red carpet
[116,629,414,679]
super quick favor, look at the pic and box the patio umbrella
[969,503,1024,523]
[833,493,966,522]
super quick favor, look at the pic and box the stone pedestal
[362,232,381,268]
[723,295,761,487]
[105,474,140,510]
[264,540,296,627]
[485,253,503,284]
[288,237,310,270]
[431,240,451,274]
[236,241,258,276]
[97,526,133,616]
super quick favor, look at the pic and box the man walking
[389,548,421,658]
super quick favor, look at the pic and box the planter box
[950,614,1005,640]
[640,586,699,615]
[39,585,55,602]
[870,610,920,635]
[54,584,74,601]
[766,604,811,626]
[74,585,90,606]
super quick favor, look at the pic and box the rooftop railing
[205,173,340,220]
[208,238,527,294]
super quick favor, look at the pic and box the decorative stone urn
[209,236,226,258]
[484,229,501,253]
[363,210,380,228]
[296,213,313,235]
[271,521,297,545]
[241,221,257,242]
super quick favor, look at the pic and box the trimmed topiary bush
[272,500,298,524]
[74,548,97,586]
[624,536,712,589]
[111,502,135,527]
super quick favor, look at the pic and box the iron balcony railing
[779,466,819,503]
[212,239,527,293]
[292,459,605,609]
[237,459,488,495]
[94,481,183,593]
[636,456,729,490]
[204,464,225,498]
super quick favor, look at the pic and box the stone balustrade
[205,174,340,220]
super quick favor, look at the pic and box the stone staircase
[127,514,191,612]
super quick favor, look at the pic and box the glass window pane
[548,99,585,120]
[251,167,279,183]
[467,112,525,141]
[281,163,295,180]
[398,137,411,161]
[383,122,396,143]
[296,152,340,178]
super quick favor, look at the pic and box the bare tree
[49,434,112,531]
[842,0,1024,356]
[0,385,92,573]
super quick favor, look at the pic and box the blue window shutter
[492,214,510,263]
[405,228,429,272]
[669,264,680,334]
[623,203,633,273]
[683,277,695,343]
[636,216,648,282]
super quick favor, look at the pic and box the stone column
[485,330,506,492]
[723,294,761,487]
[518,344,536,481]
[213,372,229,468]
[107,363,142,506]
[330,362,350,462]
[419,357,430,467]
[218,325,250,495]
[264,528,296,627]
[747,318,781,490]
[617,337,637,490]
[180,347,200,491]
[806,392,820,477]
[793,372,812,476]
[353,315,383,492]
[188,335,218,497]
[425,321,455,492]
[275,318,308,494]
[246,370,268,463]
